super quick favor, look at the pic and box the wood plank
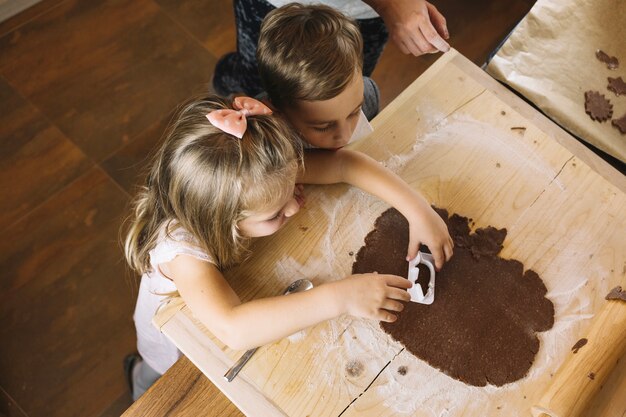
[122,355,242,417]
[101,115,170,193]
[155,0,236,59]
[0,76,92,232]
[0,0,216,162]
[0,167,136,417]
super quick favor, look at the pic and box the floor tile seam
[152,0,219,62]
[0,162,131,236]
[0,384,30,417]
[0,0,71,40]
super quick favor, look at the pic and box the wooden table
[123,50,626,417]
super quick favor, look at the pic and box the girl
[123,94,452,400]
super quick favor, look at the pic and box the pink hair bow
[205,96,272,138]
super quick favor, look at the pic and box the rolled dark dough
[352,208,554,387]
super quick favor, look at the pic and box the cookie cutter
[407,252,435,304]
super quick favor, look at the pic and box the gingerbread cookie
[584,91,613,122]
[607,77,626,96]
[596,50,619,70]
[612,113,626,134]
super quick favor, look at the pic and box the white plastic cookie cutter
[407,252,436,304]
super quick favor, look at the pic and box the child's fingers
[406,236,421,261]
[444,241,454,261]
[383,274,413,289]
[381,299,405,313]
[378,310,398,323]
[431,246,445,270]
[388,287,412,302]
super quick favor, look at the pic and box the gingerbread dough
[584,91,613,122]
[612,113,626,134]
[607,76,626,96]
[595,50,619,70]
[571,338,588,354]
[606,285,626,302]
[352,208,554,387]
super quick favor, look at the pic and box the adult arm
[366,0,450,55]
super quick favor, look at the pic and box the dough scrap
[606,285,626,302]
[571,338,588,354]
[352,208,554,387]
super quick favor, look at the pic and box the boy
[255,3,453,271]
[213,0,449,100]
[257,3,383,149]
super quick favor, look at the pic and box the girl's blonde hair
[256,3,363,109]
[124,95,302,274]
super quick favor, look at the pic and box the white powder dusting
[267,115,597,416]
[287,330,306,343]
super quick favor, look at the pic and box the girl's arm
[298,148,453,269]
[168,255,411,350]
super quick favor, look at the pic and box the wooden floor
[0,1,536,416]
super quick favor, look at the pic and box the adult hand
[369,0,450,55]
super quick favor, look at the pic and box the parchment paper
[486,0,626,162]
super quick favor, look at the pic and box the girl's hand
[406,206,453,270]
[339,273,412,322]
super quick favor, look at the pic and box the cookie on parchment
[607,77,626,96]
[584,91,613,122]
[596,50,619,70]
[612,113,626,134]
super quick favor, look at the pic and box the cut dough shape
[612,113,626,134]
[595,49,619,70]
[584,91,613,122]
[352,208,554,387]
[607,76,626,96]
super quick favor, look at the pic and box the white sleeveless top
[133,223,214,375]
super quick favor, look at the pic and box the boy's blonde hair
[124,95,302,274]
[257,3,363,109]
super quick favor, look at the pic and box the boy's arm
[299,149,453,268]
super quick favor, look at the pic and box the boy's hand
[369,0,450,55]
[340,273,412,322]
[406,207,453,270]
